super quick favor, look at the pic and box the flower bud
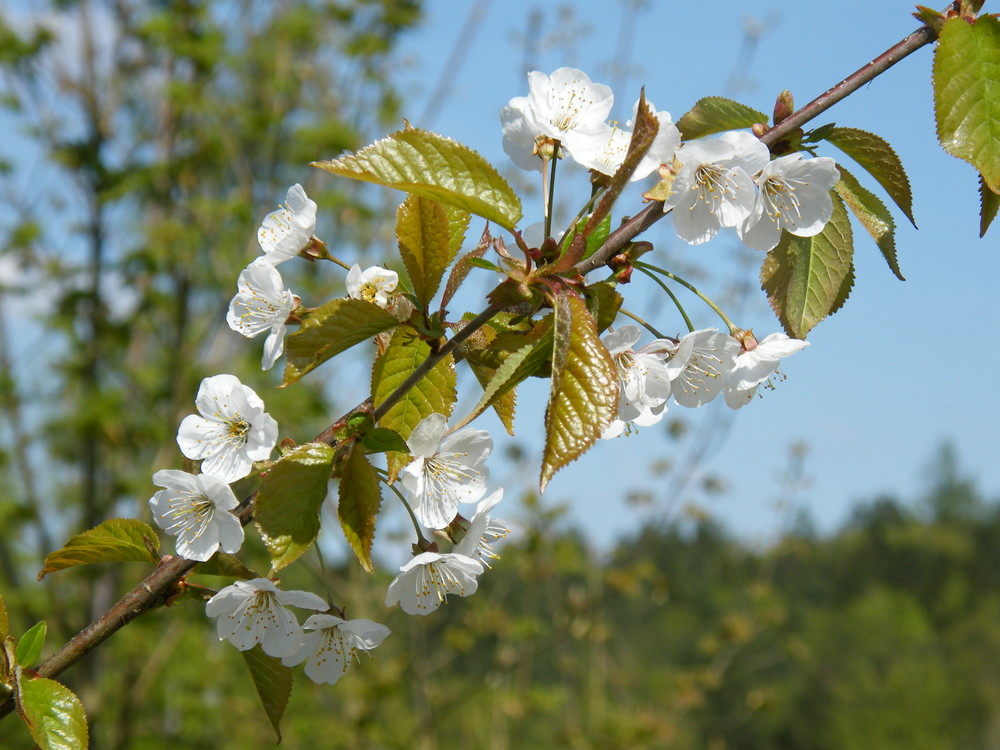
[773,89,795,125]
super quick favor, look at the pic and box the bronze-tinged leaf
[396,195,456,309]
[760,192,854,338]
[38,519,160,580]
[282,297,400,386]
[980,172,1000,237]
[835,165,904,280]
[441,224,491,311]
[253,443,334,572]
[16,674,89,750]
[371,328,457,480]
[191,553,259,580]
[337,446,383,573]
[312,127,522,229]
[241,646,292,744]
[934,15,1000,193]
[540,295,617,492]
[677,96,768,141]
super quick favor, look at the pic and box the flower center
[693,163,741,215]
[227,417,251,444]
[417,561,468,606]
[762,176,803,226]
[359,281,384,303]
[163,492,215,542]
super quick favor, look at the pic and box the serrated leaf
[15,622,46,667]
[441,225,491,311]
[312,127,522,229]
[361,427,410,454]
[372,328,457,480]
[253,443,334,572]
[677,96,768,141]
[583,214,612,260]
[760,192,854,338]
[980,172,1000,237]
[192,553,258,580]
[240,646,292,744]
[38,519,159,580]
[540,295,617,492]
[16,674,88,750]
[467,360,518,435]
[835,165,904,280]
[282,298,400,386]
[934,16,1000,193]
[584,280,624,332]
[337,447,382,573]
[821,126,916,227]
[396,195,456,309]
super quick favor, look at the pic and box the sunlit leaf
[15,622,46,667]
[396,195,456,309]
[760,192,854,338]
[38,519,159,580]
[253,443,334,572]
[835,166,904,280]
[361,427,409,454]
[16,674,88,750]
[934,15,1000,193]
[282,298,400,386]
[677,96,768,141]
[980,172,1000,237]
[240,646,292,744]
[540,295,617,491]
[312,127,522,229]
[440,225,491,311]
[337,446,382,573]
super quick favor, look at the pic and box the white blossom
[346,264,398,308]
[455,489,510,565]
[665,329,740,408]
[724,332,810,409]
[399,413,492,530]
[176,374,278,483]
[601,325,673,438]
[205,578,327,658]
[571,99,680,181]
[227,260,296,370]
[281,614,390,685]
[148,470,244,562]
[739,154,841,251]
[385,552,484,615]
[663,131,770,245]
[257,184,317,265]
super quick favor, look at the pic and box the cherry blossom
[281,614,390,685]
[724,332,810,409]
[227,260,296,370]
[205,578,327,658]
[385,551,484,615]
[665,329,741,408]
[148,469,244,562]
[739,153,841,251]
[601,325,673,438]
[455,489,510,566]
[399,413,492,530]
[570,98,680,181]
[257,183,317,265]
[346,264,398,308]
[176,374,278,483]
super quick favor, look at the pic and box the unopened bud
[773,89,795,125]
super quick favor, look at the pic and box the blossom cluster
[502,68,840,252]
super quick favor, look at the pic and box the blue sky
[391,0,1000,545]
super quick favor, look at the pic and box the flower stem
[543,140,561,240]
[633,263,694,333]
[617,308,667,339]
[635,261,736,334]
[385,478,428,545]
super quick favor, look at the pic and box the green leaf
[584,280,624,333]
[677,97,768,141]
[540,295,618,492]
[253,442,334,572]
[371,328,457,480]
[441,225,491,311]
[16,674,89,750]
[282,297,400,386]
[191,553,258,580]
[240,646,292,744]
[396,195,456,309]
[38,519,159,580]
[760,192,855,338]
[835,165,904,280]
[583,213,612,260]
[361,427,410,454]
[980,172,1000,237]
[312,127,522,229]
[821,126,916,227]
[15,622,46,667]
[934,15,1000,193]
[337,446,383,573]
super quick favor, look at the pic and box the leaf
[361,427,410,454]
[16,674,89,750]
[337,446,383,573]
[540,295,618,492]
[396,195,456,309]
[371,328,457,480]
[584,280,624,333]
[980,172,1000,237]
[38,519,159,580]
[677,96,768,141]
[467,360,518,435]
[760,192,855,338]
[835,165,904,280]
[253,442,334,572]
[282,298,400,386]
[191,553,258,580]
[312,127,522,229]
[934,15,1000,193]
[582,213,612,260]
[15,622,46,667]
[821,126,916,227]
[240,646,292,744]
[441,224,491,311]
